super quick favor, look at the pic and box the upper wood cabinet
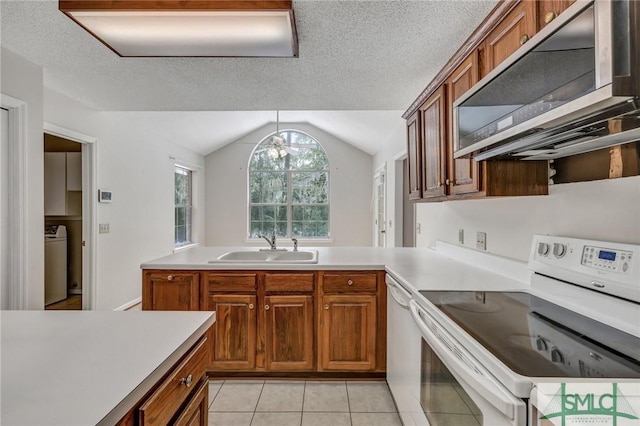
[480,0,537,78]
[142,271,200,311]
[406,112,422,200]
[420,86,447,200]
[447,51,481,196]
[537,0,576,30]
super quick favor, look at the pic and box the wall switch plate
[458,229,464,245]
[476,231,487,250]
[99,223,110,234]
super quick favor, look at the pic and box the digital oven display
[598,250,617,261]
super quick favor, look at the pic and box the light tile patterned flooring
[207,380,402,426]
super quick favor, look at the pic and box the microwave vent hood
[453,0,639,161]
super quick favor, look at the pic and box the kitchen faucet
[260,233,277,250]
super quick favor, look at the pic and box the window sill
[243,238,334,246]
[174,243,199,253]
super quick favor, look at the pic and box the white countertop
[1,310,215,426]
[141,244,531,294]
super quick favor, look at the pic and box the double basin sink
[210,249,319,264]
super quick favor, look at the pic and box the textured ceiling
[1,0,498,154]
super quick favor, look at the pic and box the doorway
[43,123,96,311]
[1,107,9,309]
[402,158,415,247]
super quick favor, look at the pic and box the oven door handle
[386,275,412,308]
[409,299,521,420]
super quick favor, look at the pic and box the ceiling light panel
[60,1,298,57]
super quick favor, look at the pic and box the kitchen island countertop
[1,310,215,425]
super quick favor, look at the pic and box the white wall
[372,117,407,247]
[43,90,206,310]
[205,123,373,247]
[1,48,44,309]
[415,176,640,261]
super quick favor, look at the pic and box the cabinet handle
[347,279,354,286]
[265,304,270,310]
[520,34,529,45]
[180,374,193,388]
[249,304,254,309]
[544,11,557,24]
[324,304,329,310]
[445,178,450,186]
[167,275,174,281]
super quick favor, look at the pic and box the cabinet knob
[445,178,450,186]
[347,279,354,286]
[167,275,174,281]
[249,304,254,310]
[520,34,529,45]
[180,374,193,388]
[324,304,329,310]
[544,11,557,24]
[265,304,270,310]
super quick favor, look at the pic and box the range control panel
[581,246,633,274]
[530,235,640,303]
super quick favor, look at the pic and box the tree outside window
[175,166,192,247]
[249,130,329,239]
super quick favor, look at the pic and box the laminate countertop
[0,310,215,426]
[141,244,531,294]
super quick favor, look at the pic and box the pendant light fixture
[59,1,298,57]
[269,111,287,159]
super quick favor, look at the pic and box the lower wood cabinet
[142,269,386,376]
[319,294,377,371]
[208,294,257,370]
[117,335,210,426]
[264,295,314,371]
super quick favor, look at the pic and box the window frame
[174,165,193,248]
[248,129,330,240]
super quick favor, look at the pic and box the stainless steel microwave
[453,0,639,161]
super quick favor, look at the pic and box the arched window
[249,130,329,239]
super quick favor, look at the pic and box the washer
[45,225,67,306]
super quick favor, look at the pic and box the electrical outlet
[476,231,487,250]
[99,223,110,234]
[458,229,464,245]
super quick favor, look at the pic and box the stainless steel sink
[210,250,318,264]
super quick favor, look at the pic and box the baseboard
[113,297,142,311]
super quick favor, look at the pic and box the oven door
[409,300,527,426]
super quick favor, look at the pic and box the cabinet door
[447,51,481,196]
[537,0,575,30]
[44,152,67,216]
[406,111,422,200]
[319,295,376,371]
[142,272,200,311]
[482,1,537,77]
[420,86,447,199]
[209,294,257,370]
[264,295,314,371]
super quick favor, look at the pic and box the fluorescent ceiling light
[59,1,298,57]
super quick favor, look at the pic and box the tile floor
[207,380,402,426]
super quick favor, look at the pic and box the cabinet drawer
[173,379,208,426]
[208,273,257,292]
[139,338,208,425]
[265,273,315,292]
[322,273,377,293]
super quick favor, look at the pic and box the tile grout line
[300,381,307,426]
[345,381,353,426]
[249,381,266,426]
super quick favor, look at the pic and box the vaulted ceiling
[1,0,498,155]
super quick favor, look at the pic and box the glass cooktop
[418,291,640,379]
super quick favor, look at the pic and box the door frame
[374,164,387,248]
[1,94,27,309]
[44,122,97,310]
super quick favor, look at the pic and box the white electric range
[388,235,640,426]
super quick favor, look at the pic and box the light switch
[99,223,110,234]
